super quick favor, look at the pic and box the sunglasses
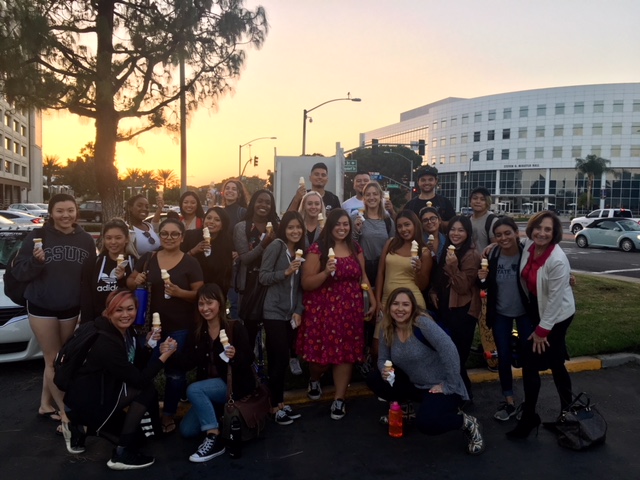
[142,231,156,244]
[159,231,182,239]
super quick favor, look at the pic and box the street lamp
[302,93,361,155]
[383,151,415,188]
[465,148,493,205]
[238,137,277,177]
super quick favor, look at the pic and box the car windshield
[619,220,640,231]
[24,204,40,211]
[0,230,29,269]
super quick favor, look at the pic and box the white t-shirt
[132,223,160,256]
[342,196,364,216]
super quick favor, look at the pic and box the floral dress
[297,242,364,365]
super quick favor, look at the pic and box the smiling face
[103,227,128,256]
[421,212,440,235]
[389,292,414,325]
[204,210,222,234]
[129,197,149,221]
[396,216,415,241]
[285,218,304,244]
[448,221,468,247]
[109,296,137,334]
[353,174,371,196]
[181,194,198,216]
[417,175,437,195]
[198,295,221,321]
[331,215,350,241]
[470,193,488,213]
[310,168,328,189]
[51,200,77,231]
[223,182,238,204]
[494,224,519,251]
[254,192,272,219]
[363,185,381,210]
[303,194,322,218]
[532,217,554,250]
[159,222,183,249]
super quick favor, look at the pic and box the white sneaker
[289,358,303,375]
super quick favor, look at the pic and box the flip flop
[161,421,176,434]
[38,410,62,421]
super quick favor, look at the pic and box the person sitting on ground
[366,288,484,455]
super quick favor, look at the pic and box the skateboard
[478,296,498,370]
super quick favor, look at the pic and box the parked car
[575,219,640,252]
[77,201,103,222]
[0,210,43,225]
[570,208,640,234]
[0,224,42,363]
[8,203,49,219]
[35,203,48,210]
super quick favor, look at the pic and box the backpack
[3,228,46,306]
[54,322,107,392]
[484,214,497,241]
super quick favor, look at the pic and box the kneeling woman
[367,288,485,455]
[179,284,255,463]
[63,289,178,470]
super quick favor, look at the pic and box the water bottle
[228,417,243,459]
[388,401,403,438]
[361,283,370,320]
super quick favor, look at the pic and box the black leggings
[102,384,160,448]
[438,304,476,399]
[264,319,292,406]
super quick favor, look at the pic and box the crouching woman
[366,288,485,455]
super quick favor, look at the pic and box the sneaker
[461,413,485,455]
[494,402,517,421]
[289,358,303,376]
[379,414,389,425]
[107,448,155,470]
[274,409,294,425]
[307,380,322,400]
[401,402,416,421]
[189,434,225,463]
[330,399,346,420]
[282,405,301,419]
[62,421,86,454]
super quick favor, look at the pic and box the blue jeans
[179,378,228,438]
[492,313,534,398]
[152,328,189,417]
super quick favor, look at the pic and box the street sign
[345,159,357,173]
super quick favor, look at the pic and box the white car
[8,203,49,219]
[0,224,42,363]
[0,210,44,225]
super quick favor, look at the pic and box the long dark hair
[317,208,357,270]
[441,215,474,267]
[277,211,305,252]
[388,209,425,255]
[204,206,232,250]
[246,189,279,227]
[194,283,229,343]
[179,190,205,219]
[222,179,249,208]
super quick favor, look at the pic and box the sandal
[161,420,176,434]
[39,410,62,422]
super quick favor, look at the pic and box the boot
[461,413,485,455]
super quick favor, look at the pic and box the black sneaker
[107,448,155,470]
[282,405,301,419]
[307,380,322,400]
[330,399,346,420]
[189,434,225,463]
[494,402,517,421]
[274,409,294,425]
[62,421,86,454]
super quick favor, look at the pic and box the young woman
[63,290,177,470]
[298,208,376,420]
[127,218,204,433]
[298,190,325,249]
[183,207,234,293]
[179,190,206,231]
[420,206,446,264]
[90,217,137,319]
[429,215,481,401]
[125,194,161,257]
[12,194,96,430]
[259,212,305,425]
[221,179,249,231]
[233,189,280,343]
[179,284,255,463]
[366,288,484,455]
[478,217,529,421]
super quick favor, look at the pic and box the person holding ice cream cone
[298,190,325,249]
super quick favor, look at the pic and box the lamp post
[238,137,276,178]
[383,151,415,188]
[467,148,493,197]
[302,93,361,155]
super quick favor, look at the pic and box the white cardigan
[519,239,576,332]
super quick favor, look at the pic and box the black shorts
[27,302,80,321]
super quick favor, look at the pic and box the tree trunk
[94,0,120,223]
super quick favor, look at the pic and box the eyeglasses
[422,216,439,224]
[142,231,156,244]
[159,231,182,239]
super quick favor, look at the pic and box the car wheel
[620,239,634,252]
[571,224,583,234]
[94,214,102,223]
[576,236,588,248]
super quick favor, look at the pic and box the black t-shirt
[322,191,342,213]
[403,194,456,222]
[134,253,203,332]
[182,229,234,292]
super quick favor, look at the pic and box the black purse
[555,392,607,450]
[238,241,283,323]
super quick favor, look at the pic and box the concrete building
[0,97,43,206]
[360,83,640,214]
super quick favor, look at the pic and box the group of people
[18,162,576,469]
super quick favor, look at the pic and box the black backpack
[3,228,46,306]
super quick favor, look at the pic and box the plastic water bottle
[388,401,403,438]
[228,417,243,458]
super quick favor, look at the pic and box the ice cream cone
[328,247,336,277]
[481,258,489,271]
[219,329,230,348]
[33,238,42,250]
[410,240,419,257]
[266,222,273,234]
[299,176,306,189]
[427,234,434,242]
[318,213,325,228]
[161,269,171,299]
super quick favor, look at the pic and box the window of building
[22,166,27,177]
[503,107,512,120]
[572,146,582,158]
[501,149,510,160]
[487,130,495,141]
[13,163,19,174]
[534,147,544,159]
[450,135,457,145]
[519,106,529,118]
[21,145,26,157]
[449,154,456,164]
[488,110,496,121]
[537,104,546,116]
[4,114,10,127]
[633,101,640,113]
[611,123,623,135]
[610,145,621,157]
[536,126,545,138]
[574,101,584,114]
[517,148,527,160]
[474,112,482,123]
[593,101,604,113]
[631,146,640,157]
[573,124,583,136]
[451,116,457,127]
[461,133,468,143]
[553,146,563,158]
[518,127,528,139]
[486,149,494,161]
[473,131,481,142]
[441,119,447,129]
[554,125,564,137]
[592,146,602,156]
[432,121,438,131]
[13,142,20,154]
[440,155,445,164]
[592,123,603,135]
[3,137,9,150]
[20,125,26,137]
[461,114,469,125]
[472,151,480,162]
[555,103,565,115]
[13,120,19,132]
[432,138,437,148]
[431,155,437,164]
[613,100,624,113]
[4,161,10,172]
[460,153,468,164]
[440,136,446,146]
[502,128,511,140]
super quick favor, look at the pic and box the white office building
[361,83,640,213]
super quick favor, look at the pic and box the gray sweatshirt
[259,239,303,321]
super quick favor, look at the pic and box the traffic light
[253,156,259,167]
[372,138,379,155]
[418,139,425,156]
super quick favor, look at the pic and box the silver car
[8,203,49,219]
[0,210,44,225]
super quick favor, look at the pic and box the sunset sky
[42,0,640,187]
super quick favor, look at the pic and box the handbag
[134,252,156,331]
[555,392,607,450]
[221,321,271,442]
[238,241,284,323]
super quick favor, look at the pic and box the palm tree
[575,154,613,209]
[155,169,178,191]
[43,155,61,199]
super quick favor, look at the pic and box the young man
[288,162,341,213]
[402,166,455,222]
[342,171,371,215]
[469,187,498,253]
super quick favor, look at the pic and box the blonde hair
[363,181,387,220]
[298,190,325,224]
